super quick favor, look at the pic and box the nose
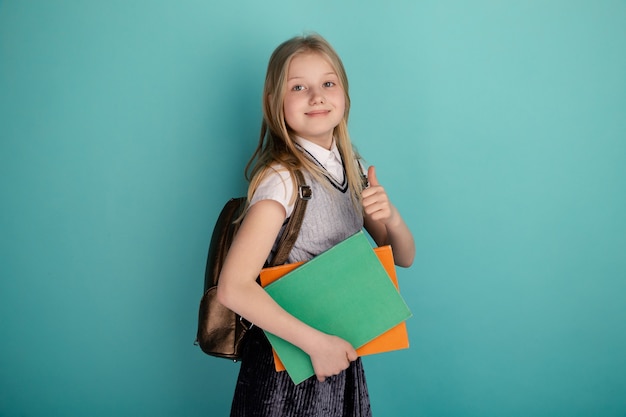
[309,86,325,105]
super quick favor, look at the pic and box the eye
[323,81,336,88]
[291,85,305,91]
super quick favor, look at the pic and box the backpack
[195,170,311,360]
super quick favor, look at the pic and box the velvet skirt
[230,326,372,417]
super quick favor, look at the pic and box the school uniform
[230,138,372,417]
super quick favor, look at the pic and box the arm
[362,166,416,267]
[216,199,357,381]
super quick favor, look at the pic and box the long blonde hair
[245,33,364,210]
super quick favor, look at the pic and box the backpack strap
[357,159,370,190]
[271,169,310,266]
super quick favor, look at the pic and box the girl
[217,33,415,417]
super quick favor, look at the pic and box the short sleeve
[249,166,296,218]
[358,159,368,176]
[358,158,369,187]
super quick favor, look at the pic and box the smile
[305,110,330,116]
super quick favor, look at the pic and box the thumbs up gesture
[362,166,395,225]
[362,165,416,267]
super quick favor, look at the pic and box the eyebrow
[287,72,337,81]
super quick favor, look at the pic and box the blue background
[1,1,625,416]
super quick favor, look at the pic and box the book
[261,231,412,384]
[261,244,410,372]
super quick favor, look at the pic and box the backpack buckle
[239,316,253,331]
[298,185,312,201]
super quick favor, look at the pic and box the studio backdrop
[1,1,625,416]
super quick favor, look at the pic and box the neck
[302,135,333,150]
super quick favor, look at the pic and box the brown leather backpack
[195,170,310,360]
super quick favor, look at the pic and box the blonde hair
[245,33,364,211]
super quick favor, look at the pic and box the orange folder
[260,245,409,372]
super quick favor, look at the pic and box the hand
[362,165,416,267]
[307,334,358,382]
[362,166,396,226]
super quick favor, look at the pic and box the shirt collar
[295,136,343,165]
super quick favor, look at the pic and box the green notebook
[263,230,412,384]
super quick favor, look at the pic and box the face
[283,52,346,149]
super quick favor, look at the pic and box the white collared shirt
[250,137,345,217]
[295,137,344,183]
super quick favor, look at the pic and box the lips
[305,110,330,116]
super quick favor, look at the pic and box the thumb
[347,347,359,362]
[367,165,380,187]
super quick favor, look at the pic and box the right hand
[307,334,358,382]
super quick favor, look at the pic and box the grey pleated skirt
[230,326,372,417]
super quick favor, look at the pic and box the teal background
[1,1,625,416]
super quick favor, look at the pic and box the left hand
[362,166,395,225]
[362,165,416,267]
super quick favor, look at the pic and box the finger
[367,165,380,187]
[362,199,380,215]
[363,198,387,215]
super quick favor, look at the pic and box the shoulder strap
[357,159,370,190]
[270,169,310,266]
